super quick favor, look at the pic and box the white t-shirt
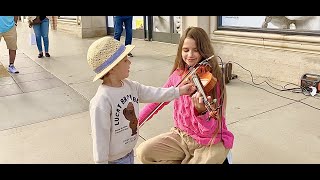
[89,78,180,163]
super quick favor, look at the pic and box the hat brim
[93,45,135,82]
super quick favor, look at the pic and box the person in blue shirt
[0,16,19,73]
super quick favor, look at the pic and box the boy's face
[111,56,132,80]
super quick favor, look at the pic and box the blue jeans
[108,150,134,164]
[113,16,133,45]
[33,18,49,53]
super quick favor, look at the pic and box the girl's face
[182,37,202,67]
[112,56,131,80]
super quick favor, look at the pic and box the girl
[136,27,234,164]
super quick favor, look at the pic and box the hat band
[94,45,126,73]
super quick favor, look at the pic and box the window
[218,16,320,35]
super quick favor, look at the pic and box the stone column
[181,16,210,34]
[80,16,107,38]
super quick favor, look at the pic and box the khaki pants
[0,26,17,50]
[136,127,229,164]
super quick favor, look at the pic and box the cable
[226,60,320,111]
[216,56,225,143]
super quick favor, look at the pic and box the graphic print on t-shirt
[123,102,138,136]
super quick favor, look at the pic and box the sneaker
[8,64,19,74]
[38,53,43,58]
[45,52,50,57]
[128,52,133,57]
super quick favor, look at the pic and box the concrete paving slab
[18,78,65,93]
[228,102,320,164]
[0,111,92,164]
[36,55,95,85]
[301,96,320,110]
[17,28,97,61]
[12,71,55,83]
[0,85,89,131]
[69,80,100,101]
[0,63,10,78]
[233,74,310,101]
[226,79,296,123]
[0,76,15,86]
[0,83,23,97]
[1,54,40,69]
[15,65,46,75]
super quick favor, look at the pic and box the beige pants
[0,26,17,50]
[136,127,229,164]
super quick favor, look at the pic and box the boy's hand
[179,83,196,96]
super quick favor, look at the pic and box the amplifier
[300,73,320,93]
[219,62,238,84]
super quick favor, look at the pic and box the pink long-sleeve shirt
[139,70,234,149]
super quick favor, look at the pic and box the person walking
[0,16,19,73]
[113,16,133,57]
[28,16,51,58]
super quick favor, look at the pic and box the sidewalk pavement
[0,22,319,164]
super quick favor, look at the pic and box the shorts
[0,26,17,50]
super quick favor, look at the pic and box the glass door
[105,16,181,44]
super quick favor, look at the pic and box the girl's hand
[192,92,207,114]
[192,92,217,116]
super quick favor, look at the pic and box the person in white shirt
[87,36,196,164]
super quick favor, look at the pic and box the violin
[183,64,216,95]
[139,55,216,127]
[183,63,217,120]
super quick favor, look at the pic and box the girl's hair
[171,27,225,106]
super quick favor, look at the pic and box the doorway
[106,16,181,44]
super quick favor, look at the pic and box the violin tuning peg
[212,99,217,104]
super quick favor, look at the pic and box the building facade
[52,16,320,84]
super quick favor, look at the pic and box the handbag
[28,16,42,27]
[30,30,36,45]
[32,16,42,25]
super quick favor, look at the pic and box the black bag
[32,16,42,25]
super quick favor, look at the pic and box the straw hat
[87,36,135,82]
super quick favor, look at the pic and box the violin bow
[139,55,215,128]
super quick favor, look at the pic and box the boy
[87,36,195,164]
